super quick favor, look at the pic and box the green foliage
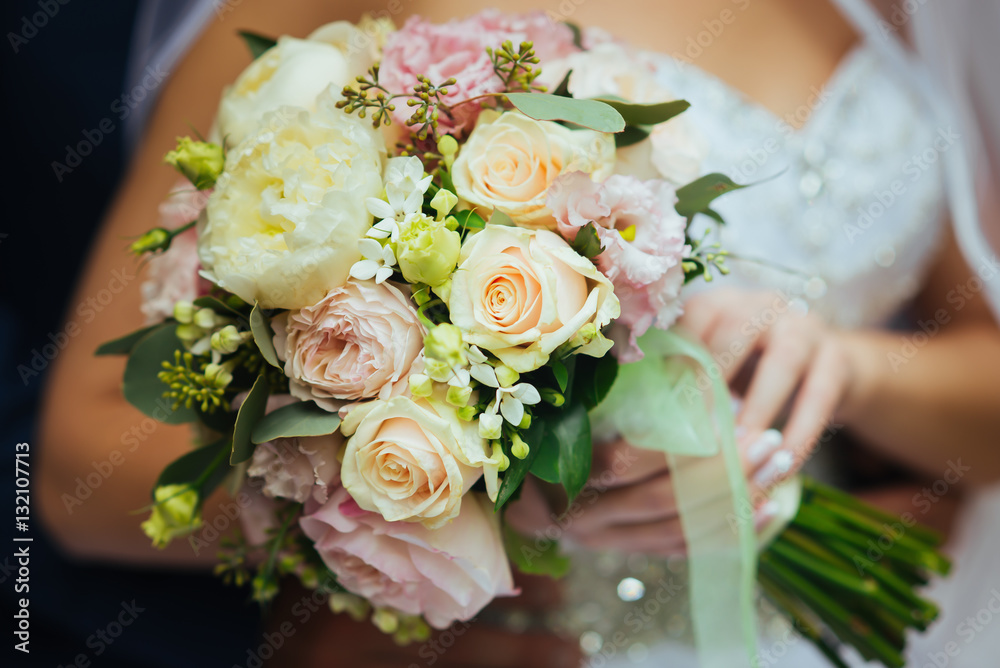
[675,173,748,220]
[231,374,270,464]
[593,98,690,126]
[505,93,625,133]
[155,438,231,501]
[96,323,166,356]
[238,31,277,60]
[123,325,198,424]
[503,525,571,577]
[570,223,603,259]
[250,303,281,369]
[551,402,592,502]
[488,40,545,93]
[251,400,343,443]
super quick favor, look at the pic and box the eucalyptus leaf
[551,68,573,98]
[564,21,584,50]
[505,93,625,133]
[231,374,269,464]
[123,325,197,424]
[593,98,690,126]
[250,303,281,368]
[96,323,167,356]
[251,400,342,443]
[675,173,748,219]
[495,419,547,511]
[554,401,592,502]
[156,438,231,500]
[503,525,571,577]
[615,125,650,148]
[570,223,603,259]
[238,30,277,60]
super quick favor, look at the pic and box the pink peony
[379,12,577,134]
[273,280,425,411]
[300,488,516,629]
[247,395,343,504]
[140,183,212,324]
[548,172,690,361]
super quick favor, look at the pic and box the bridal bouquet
[99,11,948,667]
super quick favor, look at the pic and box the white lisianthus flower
[439,225,620,372]
[199,90,386,309]
[217,22,379,147]
[451,110,615,229]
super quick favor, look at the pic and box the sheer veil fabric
[123,1,1000,666]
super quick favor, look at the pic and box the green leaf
[96,323,167,356]
[451,209,486,232]
[503,525,571,578]
[593,98,690,126]
[615,125,650,148]
[232,374,270,464]
[675,173,748,219]
[574,353,619,410]
[250,303,281,369]
[495,419,547,511]
[488,208,514,227]
[123,325,197,424]
[238,30,277,60]
[251,400,342,443]
[551,358,569,393]
[528,430,560,484]
[554,402,592,502]
[156,438,231,500]
[570,223,603,259]
[505,93,625,133]
[194,295,247,320]
[551,68,573,98]
[564,22,584,50]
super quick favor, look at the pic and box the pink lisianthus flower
[379,12,578,134]
[140,182,212,324]
[548,172,690,361]
[300,488,516,629]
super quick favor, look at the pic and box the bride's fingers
[571,516,687,557]
[737,317,816,434]
[708,318,766,382]
[568,472,679,534]
[590,439,669,489]
[772,340,848,475]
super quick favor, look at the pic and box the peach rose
[339,395,499,529]
[440,225,620,372]
[300,488,516,629]
[273,280,425,411]
[451,111,615,229]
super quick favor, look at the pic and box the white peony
[199,90,386,310]
[217,22,379,147]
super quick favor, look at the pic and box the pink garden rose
[548,172,690,361]
[247,395,343,504]
[379,12,577,134]
[273,280,425,411]
[300,488,516,629]
[140,183,211,324]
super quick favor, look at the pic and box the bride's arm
[836,228,1000,484]
[36,0,379,564]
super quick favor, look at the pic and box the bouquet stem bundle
[760,478,950,668]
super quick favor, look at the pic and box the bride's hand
[521,288,858,557]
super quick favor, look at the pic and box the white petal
[366,198,396,220]
[375,266,394,284]
[448,368,471,387]
[512,383,541,405]
[467,346,487,364]
[366,226,390,240]
[350,260,378,281]
[382,244,397,266]
[479,412,503,440]
[417,174,434,194]
[470,363,499,388]
[358,238,383,259]
[500,395,524,426]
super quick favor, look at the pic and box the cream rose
[440,225,620,372]
[340,395,499,529]
[272,280,425,410]
[451,111,615,229]
[199,89,385,309]
[217,22,378,147]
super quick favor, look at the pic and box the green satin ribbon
[590,328,758,667]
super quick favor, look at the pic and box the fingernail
[754,500,779,531]
[746,429,783,467]
[753,449,794,488]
